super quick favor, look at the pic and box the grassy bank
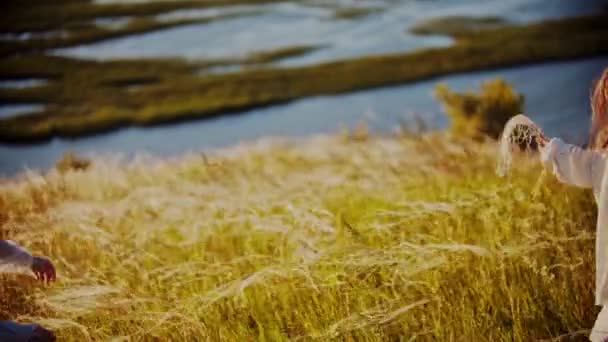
[1,12,607,143]
[409,16,507,36]
[0,132,597,340]
[331,6,383,20]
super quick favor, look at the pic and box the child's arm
[0,240,34,271]
[539,138,602,189]
[0,240,56,282]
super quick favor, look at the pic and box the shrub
[434,78,524,139]
[55,151,91,173]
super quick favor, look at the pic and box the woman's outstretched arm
[539,138,603,189]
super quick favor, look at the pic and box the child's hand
[32,256,56,284]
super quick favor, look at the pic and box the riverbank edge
[0,13,607,144]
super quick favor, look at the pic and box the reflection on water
[1,57,606,175]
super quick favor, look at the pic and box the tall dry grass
[0,132,598,341]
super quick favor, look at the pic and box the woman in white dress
[537,68,608,341]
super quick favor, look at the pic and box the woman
[537,68,608,341]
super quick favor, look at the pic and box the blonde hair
[590,67,608,149]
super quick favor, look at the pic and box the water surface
[0,104,44,119]
[53,0,606,67]
[0,79,48,89]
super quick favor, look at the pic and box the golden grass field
[0,131,600,341]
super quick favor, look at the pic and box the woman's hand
[32,256,56,284]
[536,129,549,148]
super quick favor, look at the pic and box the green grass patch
[332,6,383,20]
[0,132,598,340]
[198,44,325,71]
[409,15,507,37]
[245,45,324,64]
[1,13,608,142]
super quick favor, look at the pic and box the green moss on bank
[246,45,324,64]
[1,13,608,142]
[409,16,507,37]
[332,7,383,20]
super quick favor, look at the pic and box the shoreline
[0,12,607,143]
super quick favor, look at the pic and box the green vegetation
[201,44,325,69]
[332,7,383,20]
[245,45,323,64]
[54,152,91,173]
[0,132,598,340]
[435,78,523,139]
[409,15,507,37]
[1,13,607,142]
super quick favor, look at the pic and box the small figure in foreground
[0,240,56,342]
[512,67,608,342]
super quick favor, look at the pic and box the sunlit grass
[0,131,598,340]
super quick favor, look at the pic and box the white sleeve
[540,138,598,189]
[0,240,34,272]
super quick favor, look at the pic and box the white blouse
[541,138,608,306]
